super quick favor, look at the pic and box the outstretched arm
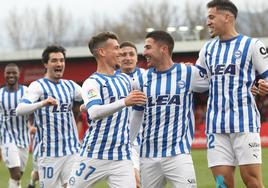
[16,96,58,115]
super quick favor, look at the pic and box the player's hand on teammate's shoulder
[42,96,58,107]
[125,90,146,106]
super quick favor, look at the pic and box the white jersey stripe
[0,86,29,148]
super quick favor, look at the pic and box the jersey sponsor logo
[260,47,267,55]
[87,89,98,99]
[234,50,242,59]
[177,80,186,89]
[3,109,16,116]
[52,103,72,113]
[209,64,236,76]
[147,94,180,107]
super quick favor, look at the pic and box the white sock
[8,178,21,188]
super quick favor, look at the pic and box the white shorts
[68,157,136,188]
[131,145,140,171]
[207,133,262,167]
[0,143,29,171]
[140,154,197,188]
[32,155,38,172]
[38,154,77,188]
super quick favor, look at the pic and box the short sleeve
[21,81,43,104]
[82,78,102,110]
[191,66,209,93]
[70,81,82,102]
[252,40,268,80]
[196,44,209,76]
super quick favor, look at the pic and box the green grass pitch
[0,148,267,187]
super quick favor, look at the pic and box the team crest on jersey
[177,80,186,89]
[234,50,242,59]
[87,89,98,99]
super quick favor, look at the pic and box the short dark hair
[145,30,174,56]
[88,32,119,57]
[120,41,137,52]
[207,0,238,18]
[42,45,66,64]
[5,63,19,70]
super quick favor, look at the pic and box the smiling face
[103,39,121,70]
[143,38,163,69]
[206,7,227,38]
[120,46,138,74]
[4,65,19,86]
[44,52,65,82]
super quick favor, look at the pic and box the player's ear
[97,48,105,57]
[161,45,169,54]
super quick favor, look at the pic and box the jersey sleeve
[71,81,82,102]
[82,78,102,110]
[252,40,268,81]
[21,81,43,104]
[195,44,209,77]
[191,66,209,93]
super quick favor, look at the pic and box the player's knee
[244,178,263,188]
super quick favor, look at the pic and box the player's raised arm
[82,79,146,121]
[16,82,58,116]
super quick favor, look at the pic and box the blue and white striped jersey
[0,85,29,148]
[80,73,133,160]
[115,67,146,146]
[20,78,81,157]
[196,35,268,134]
[137,63,207,158]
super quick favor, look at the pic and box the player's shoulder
[20,84,28,90]
[60,79,76,85]
[82,73,103,88]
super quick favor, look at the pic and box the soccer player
[116,41,146,188]
[196,0,268,187]
[129,30,208,188]
[67,32,146,188]
[16,45,82,188]
[0,63,30,188]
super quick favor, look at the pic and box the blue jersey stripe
[171,65,181,155]
[220,42,231,133]
[206,40,218,133]
[237,37,251,132]
[211,42,222,133]
[145,69,154,157]
[161,70,172,157]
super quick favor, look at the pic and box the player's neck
[219,28,239,41]
[6,83,19,92]
[122,67,135,74]
[97,66,115,76]
[155,58,174,72]
[45,75,61,83]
